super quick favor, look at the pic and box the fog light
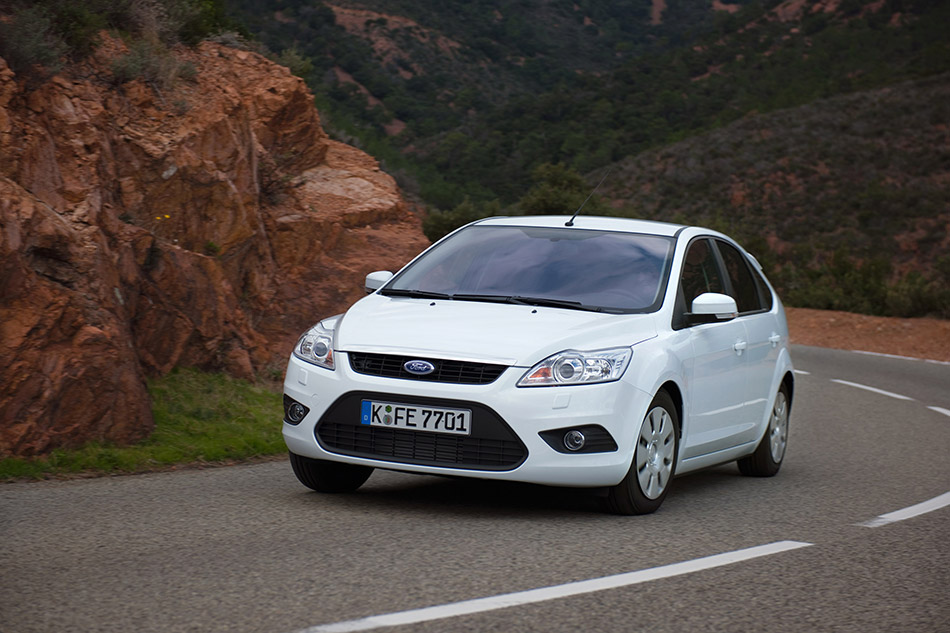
[283,395,310,425]
[563,429,586,451]
[288,403,307,423]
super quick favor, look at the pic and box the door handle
[733,340,747,354]
[769,333,781,347]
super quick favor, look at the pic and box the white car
[282,215,793,514]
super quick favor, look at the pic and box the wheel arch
[657,380,684,438]
[782,370,795,410]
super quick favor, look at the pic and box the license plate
[360,400,471,436]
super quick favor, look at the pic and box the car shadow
[292,463,750,518]
[294,472,607,517]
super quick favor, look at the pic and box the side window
[751,267,774,311]
[679,239,726,311]
[716,240,763,314]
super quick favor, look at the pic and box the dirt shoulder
[786,307,950,362]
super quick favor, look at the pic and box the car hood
[334,294,658,366]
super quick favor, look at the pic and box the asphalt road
[2,345,948,633]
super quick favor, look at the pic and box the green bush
[274,47,314,79]
[171,0,231,45]
[0,0,232,80]
[111,39,185,90]
[48,3,108,59]
[773,253,950,320]
[518,163,611,217]
[422,198,501,242]
[0,5,67,75]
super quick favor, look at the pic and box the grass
[0,368,285,481]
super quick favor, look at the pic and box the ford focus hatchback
[282,216,794,514]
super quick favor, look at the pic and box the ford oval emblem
[404,360,436,375]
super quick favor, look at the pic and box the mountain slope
[606,72,950,262]
[225,0,950,318]
[601,72,950,316]
[228,0,950,208]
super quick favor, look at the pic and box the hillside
[226,0,733,145]
[226,0,950,319]
[223,0,950,316]
[227,0,950,207]
[601,73,950,317]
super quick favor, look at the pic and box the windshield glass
[385,225,675,313]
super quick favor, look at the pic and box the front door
[676,238,753,459]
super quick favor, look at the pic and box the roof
[472,215,686,237]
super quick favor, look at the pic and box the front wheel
[737,382,790,477]
[605,390,679,515]
[289,452,373,493]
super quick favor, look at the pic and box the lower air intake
[315,392,527,471]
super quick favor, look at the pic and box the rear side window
[751,266,774,311]
[716,240,767,313]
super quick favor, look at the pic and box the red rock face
[0,40,429,457]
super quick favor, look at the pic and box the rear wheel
[289,452,373,493]
[738,383,790,477]
[605,390,679,515]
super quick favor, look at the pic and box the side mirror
[686,292,738,325]
[365,270,394,293]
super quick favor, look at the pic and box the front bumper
[282,352,653,487]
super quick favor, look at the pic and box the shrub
[518,163,610,217]
[422,198,501,242]
[47,3,107,59]
[275,47,314,79]
[0,5,67,76]
[258,152,295,206]
[1,1,231,81]
[110,39,185,91]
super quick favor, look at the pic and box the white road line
[299,541,813,633]
[793,369,811,375]
[927,406,950,418]
[859,492,950,528]
[851,350,950,366]
[830,379,914,401]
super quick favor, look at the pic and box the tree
[518,163,608,217]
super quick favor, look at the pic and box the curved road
[2,345,948,632]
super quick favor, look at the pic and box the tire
[738,382,790,477]
[289,452,373,493]
[605,390,679,515]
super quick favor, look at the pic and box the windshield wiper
[509,296,605,312]
[379,288,452,300]
[381,289,608,312]
[451,293,516,304]
[453,293,606,312]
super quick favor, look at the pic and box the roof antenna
[565,167,612,227]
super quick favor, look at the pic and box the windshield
[384,224,675,313]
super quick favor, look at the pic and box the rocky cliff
[0,37,429,457]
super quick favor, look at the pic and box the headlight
[518,347,632,387]
[293,318,337,370]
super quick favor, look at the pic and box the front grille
[348,352,508,385]
[316,392,527,471]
